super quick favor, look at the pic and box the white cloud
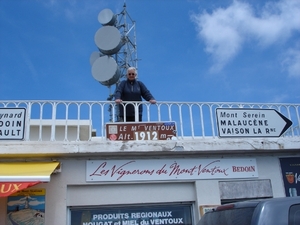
[191,0,300,73]
[281,46,300,78]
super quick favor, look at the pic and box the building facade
[0,101,299,225]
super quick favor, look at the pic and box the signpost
[216,108,292,138]
[106,121,177,141]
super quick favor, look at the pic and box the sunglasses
[128,73,135,76]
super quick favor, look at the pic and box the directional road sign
[216,108,293,138]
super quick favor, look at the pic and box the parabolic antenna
[94,26,124,55]
[91,55,120,86]
[98,8,117,26]
[89,51,101,66]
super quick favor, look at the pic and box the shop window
[70,203,193,225]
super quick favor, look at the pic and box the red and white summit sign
[216,108,293,138]
[106,121,177,141]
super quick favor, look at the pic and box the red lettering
[197,160,229,176]
[111,161,154,180]
[232,166,255,172]
[156,164,168,175]
[89,162,110,177]
[169,162,197,176]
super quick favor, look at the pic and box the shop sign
[86,158,257,182]
[70,204,192,225]
[106,121,176,141]
[279,157,300,197]
[0,108,26,140]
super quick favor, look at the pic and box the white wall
[1,155,293,225]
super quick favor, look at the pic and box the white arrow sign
[216,108,293,138]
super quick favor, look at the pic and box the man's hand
[115,99,122,103]
[149,99,156,104]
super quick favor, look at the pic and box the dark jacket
[114,79,155,117]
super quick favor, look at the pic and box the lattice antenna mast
[90,4,138,121]
[115,3,138,80]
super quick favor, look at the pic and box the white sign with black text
[0,108,26,140]
[216,108,292,138]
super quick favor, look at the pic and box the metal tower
[90,3,138,121]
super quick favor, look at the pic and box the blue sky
[0,0,299,103]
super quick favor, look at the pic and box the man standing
[114,67,156,122]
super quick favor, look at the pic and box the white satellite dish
[89,51,101,66]
[98,8,117,26]
[94,26,124,55]
[91,55,120,86]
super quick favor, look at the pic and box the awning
[0,162,59,197]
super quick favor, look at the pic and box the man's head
[127,67,137,81]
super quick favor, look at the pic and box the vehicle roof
[216,196,300,211]
[199,197,300,225]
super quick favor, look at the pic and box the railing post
[51,102,57,141]
[135,102,139,122]
[25,102,32,141]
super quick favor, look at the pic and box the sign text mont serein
[216,108,292,138]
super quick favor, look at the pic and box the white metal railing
[0,100,299,141]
